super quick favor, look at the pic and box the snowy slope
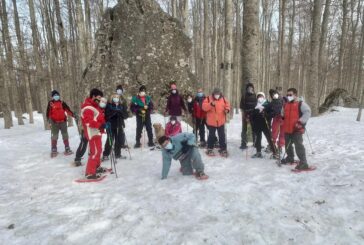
[0,108,363,245]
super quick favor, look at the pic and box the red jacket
[283,101,300,134]
[46,100,73,123]
[165,121,182,137]
[193,99,206,119]
[81,98,105,140]
[202,96,231,127]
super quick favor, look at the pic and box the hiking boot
[120,144,129,149]
[239,144,247,150]
[295,163,309,170]
[199,141,207,148]
[264,146,272,153]
[86,173,102,180]
[101,155,109,161]
[206,149,215,156]
[134,142,141,148]
[271,152,280,160]
[116,155,127,160]
[219,149,228,157]
[251,152,263,158]
[195,171,209,180]
[65,147,73,155]
[96,166,108,174]
[281,157,295,165]
[73,161,82,167]
[148,142,155,147]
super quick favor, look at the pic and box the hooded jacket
[202,95,231,127]
[240,83,257,112]
[165,90,187,116]
[81,98,106,140]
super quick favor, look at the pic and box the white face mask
[139,91,146,97]
[112,97,120,103]
[165,142,173,150]
[258,97,265,103]
[287,96,294,102]
[116,89,123,95]
[172,90,177,94]
[214,94,220,100]
[187,98,192,103]
[99,102,107,108]
[273,94,279,99]
[171,120,176,125]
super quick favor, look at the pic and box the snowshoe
[219,149,228,158]
[134,143,141,149]
[199,141,207,148]
[73,161,82,167]
[292,166,317,173]
[101,155,109,161]
[115,155,127,160]
[64,147,73,156]
[195,171,209,180]
[148,142,155,147]
[51,148,58,158]
[96,166,111,174]
[264,146,272,153]
[205,149,215,157]
[294,163,309,170]
[280,158,296,165]
[239,145,248,150]
[251,152,263,158]
[75,174,107,183]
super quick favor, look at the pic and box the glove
[210,101,215,107]
[294,121,305,134]
[225,109,229,114]
[105,122,111,130]
[144,105,148,110]
[181,141,191,154]
[255,104,264,112]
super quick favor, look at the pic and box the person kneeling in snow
[165,116,182,137]
[158,133,208,180]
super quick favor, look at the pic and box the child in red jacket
[165,116,182,137]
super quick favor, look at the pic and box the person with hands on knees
[202,88,231,157]
[46,90,75,157]
[165,116,182,137]
[130,85,155,148]
[281,88,312,170]
[165,82,187,121]
[80,89,107,180]
[158,133,208,180]
[102,93,129,161]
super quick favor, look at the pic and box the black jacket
[105,102,129,130]
[266,98,284,120]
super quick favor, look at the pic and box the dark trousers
[104,127,125,157]
[285,133,307,164]
[241,112,256,147]
[193,118,206,142]
[74,133,88,162]
[136,114,153,144]
[207,125,226,150]
[253,124,276,154]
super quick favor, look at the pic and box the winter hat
[51,90,60,97]
[246,82,255,90]
[256,92,265,98]
[139,85,146,92]
[212,88,221,95]
[171,84,177,90]
[158,135,170,146]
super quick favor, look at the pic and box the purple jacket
[165,91,187,116]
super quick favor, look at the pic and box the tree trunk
[0,0,24,125]
[337,0,349,88]
[224,0,233,102]
[182,0,189,35]
[287,0,295,90]
[0,38,12,128]
[278,0,286,90]
[306,0,322,116]
[356,7,364,121]
[203,0,210,92]
[241,0,260,89]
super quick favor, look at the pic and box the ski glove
[294,122,305,134]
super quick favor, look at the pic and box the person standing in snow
[190,88,207,147]
[130,85,155,148]
[73,110,88,167]
[165,116,182,137]
[202,88,230,157]
[102,93,129,161]
[115,84,129,148]
[266,89,285,153]
[80,89,108,179]
[165,83,187,121]
[250,92,278,159]
[158,133,208,180]
[239,82,257,150]
[281,88,312,170]
[46,90,75,157]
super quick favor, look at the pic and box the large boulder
[81,0,197,109]
[319,88,359,113]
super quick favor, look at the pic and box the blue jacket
[161,133,196,179]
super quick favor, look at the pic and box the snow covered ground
[0,107,363,245]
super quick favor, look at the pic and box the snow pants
[285,133,307,164]
[75,132,88,162]
[241,112,256,147]
[85,135,102,175]
[104,127,125,158]
[253,122,276,154]
[207,125,226,150]
[136,114,153,145]
[50,120,69,150]
[180,147,205,175]
[193,118,206,143]
[271,116,285,148]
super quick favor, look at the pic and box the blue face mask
[112,97,120,103]
[53,95,60,101]
[197,92,204,97]
[165,142,173,150]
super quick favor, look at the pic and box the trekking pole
[107,127,118,178]
[305,128,315,154]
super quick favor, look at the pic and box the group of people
[46,81,311,180]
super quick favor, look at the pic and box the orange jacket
[202,96,231,127]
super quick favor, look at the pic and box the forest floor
[0,107,363,245]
